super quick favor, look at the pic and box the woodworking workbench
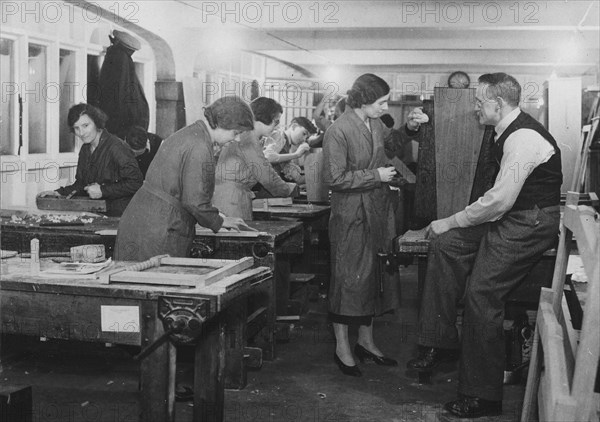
[394,229,557,311]
[0,213,304,369]
[252,203,332,314]
[0,256,272,422]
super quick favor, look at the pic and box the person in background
[97,30,149,139]
[213,97,298,220]
[323,73,428,377]
[380,112,428,164]
[114,96,256,262]
[379,113,425,235]
[406,73,562,418]
[38,103,143,217]
[124,126,163,178]
[263,116,318,184]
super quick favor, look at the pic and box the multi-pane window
[27,43,47,154]
[59,49,77,153]
[0,38,15,155]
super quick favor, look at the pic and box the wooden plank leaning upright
[520,190,600,421]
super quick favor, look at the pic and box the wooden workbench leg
[194,317,225,422]
[275,256,292,316]
[140,303,176,422]
[417,256,427,314]
[224,297,248,390]
[263,275,276,361]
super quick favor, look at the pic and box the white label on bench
[101,306,140,333]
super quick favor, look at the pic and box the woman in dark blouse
[38,103,143,216]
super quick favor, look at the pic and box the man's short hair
[478,73,521,107]
[251,97,283,125]
[290,116,317,134]
[125,125,148,150]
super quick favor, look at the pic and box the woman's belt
[141,181,186,214]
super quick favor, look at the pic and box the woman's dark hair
[334,97,346,120]
[203,96,254,131]
[250,97,283,125]
[125,125,148,150]
[67,103,108,131]
[290,116,317,134]
[346,74,390,109]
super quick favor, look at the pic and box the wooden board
[36,196,107,213]
[252,198,293,208]
[434,87,485,219]
[390,157,416,184]
[107,257,255,288]
[413,100,437,227]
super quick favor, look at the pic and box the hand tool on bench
[21,244,106,263]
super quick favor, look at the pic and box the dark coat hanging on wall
[98,43,149,139]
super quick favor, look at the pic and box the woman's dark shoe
[333,353,362,377]
[354,343,398,366]
[406,347,458,370]
[444,395,502,418]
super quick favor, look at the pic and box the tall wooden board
[434,87,485,219]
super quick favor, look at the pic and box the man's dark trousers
[417,205,560,400]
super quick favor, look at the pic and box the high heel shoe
[354,343,398,366]
[333,353,362,377]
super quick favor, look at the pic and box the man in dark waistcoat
[406,73,562,418]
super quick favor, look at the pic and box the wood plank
[564,205,599,278]
[252,197,293,208]
[195,227,265,237]
[204,257,254,286]
[139,300,176,422]
[160,257,246,268]
[390,157,416,184]
[538,303,570,396]
[571,221,600,421]
[413,100,437,227]
[109,271,201,286]
[194,317,225,422]
[434,87,485,219]
[36,196,107,213]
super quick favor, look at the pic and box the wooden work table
[252,203,332,314]
[1,212,304,380]
[0,257,272,422]
[395,228,557,312]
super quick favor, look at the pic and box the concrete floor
[1,264,528,422]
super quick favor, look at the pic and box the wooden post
[139,301,176,422]
[194,317,225,422]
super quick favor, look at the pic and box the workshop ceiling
[111,1,600,80]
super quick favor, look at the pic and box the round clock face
[448,71,471,88]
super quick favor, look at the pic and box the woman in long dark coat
[323,74,402,376]
[38,103,143,217]
[114,96,254,261]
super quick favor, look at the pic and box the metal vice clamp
[134,296,211,361]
